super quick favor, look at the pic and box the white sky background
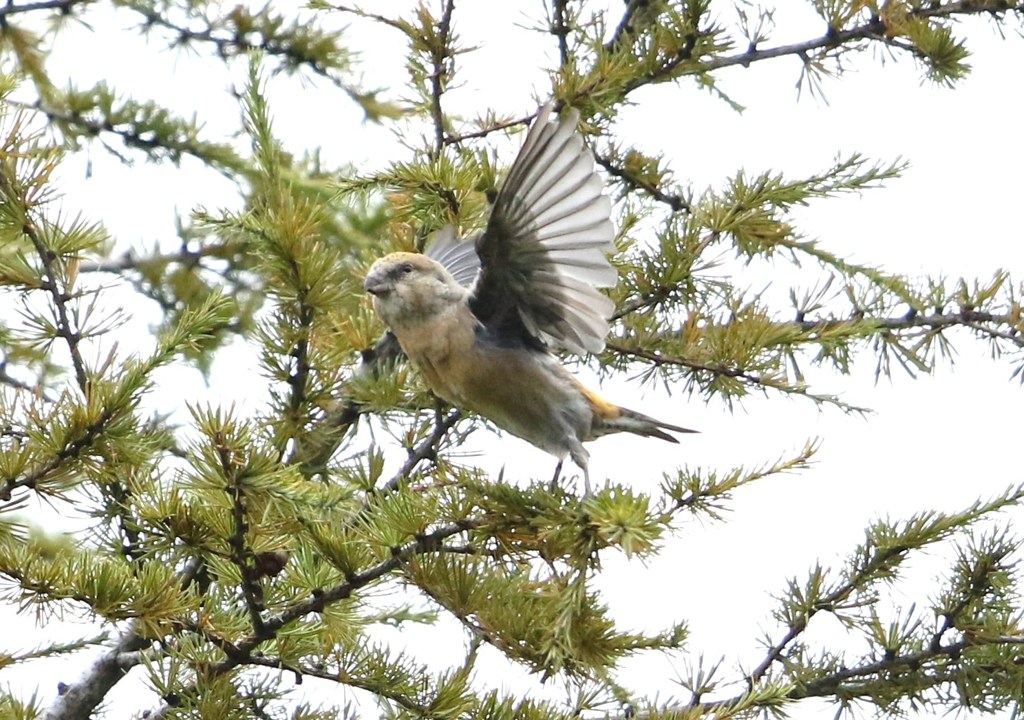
[2,0,1024,717]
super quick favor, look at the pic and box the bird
[363,102,695,494]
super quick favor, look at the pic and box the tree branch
[594,2,1024,213]
[790,636,1024,699]
[41,627,150,720]
[618,633,1024,720]
[442,111,536,146]
[606,339,848,406]
[77,243,220,274]
[0,0,89,20]
[2,394,123,501]
[330,4,408,33]
[277,258,317,466]
[230,520,476,659]
[604,0,649,52]
[219,439,267,633]
[595,152,691,213]
[428,0,456,160]
[287,331,404,476]
[782,308,1024,354]
[18,99,242,172]
[41,558,207,720]
[148,520,480,717]
[22,221,88,391]
[551,0,570,67]
[377,407,462,495]
[123,4,349,90]
[0,363,48,398]
[242,654,427,713]
[606,307,1024,407]
[631,1,1024,88]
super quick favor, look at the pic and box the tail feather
[592,405,698,443]
[574,378,696,442]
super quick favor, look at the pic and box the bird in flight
[364,103,694,493]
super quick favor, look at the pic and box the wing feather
[518,151,600,221]
[470,103,616,354]
[527,172,605,227]
[424,225,480,288]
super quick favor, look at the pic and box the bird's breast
[390,307,597,458]
[392,307,477,401]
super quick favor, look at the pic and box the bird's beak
[363,269,389,297]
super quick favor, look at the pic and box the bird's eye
[399,263,414,274]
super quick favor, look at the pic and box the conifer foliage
[0,1,1023,718]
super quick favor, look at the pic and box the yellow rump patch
[571,377,621,419]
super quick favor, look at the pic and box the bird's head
[364,252,466,331]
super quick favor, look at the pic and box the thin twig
[287,331,404,475]
[632,1,1024,88]
[13,99,240,172]
[595,153,691,213]
[443,112,536,146]
[788,309,1024,348]
[1,394,122,501]
[428,0,456,160]
[377,408,462,495]
[592,2,1024,218]
[243,654,427,713]
[605,340,804,396]
[78,243,218,274]
[331,4,408,33]
[197,520,478,676]
[607,306,1024,403]
[0,364,49,398]
[259,521,476,632]
[124,5,348,90]
[281,276,315,465]
[746,537,933,688]
[790,637,1017,698]
[612,632,1024,720]
[0,0,89,20]
[551,0,570,66]
[22,219,89,391]
[604,0,647,52]
[217,436,266,632]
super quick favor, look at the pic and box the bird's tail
[595,406,698,443]
[575,380,696,442]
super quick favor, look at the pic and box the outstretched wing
[469,103,617,355]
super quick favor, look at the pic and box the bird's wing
[468,103,617,355]
[424,225,480,288]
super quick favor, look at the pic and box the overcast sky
[4,2,1024,716]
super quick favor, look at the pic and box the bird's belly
[416,344,589,458]
[394,308,592,458]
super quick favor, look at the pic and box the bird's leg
[549,459,564,492]
[568,442,591,497]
